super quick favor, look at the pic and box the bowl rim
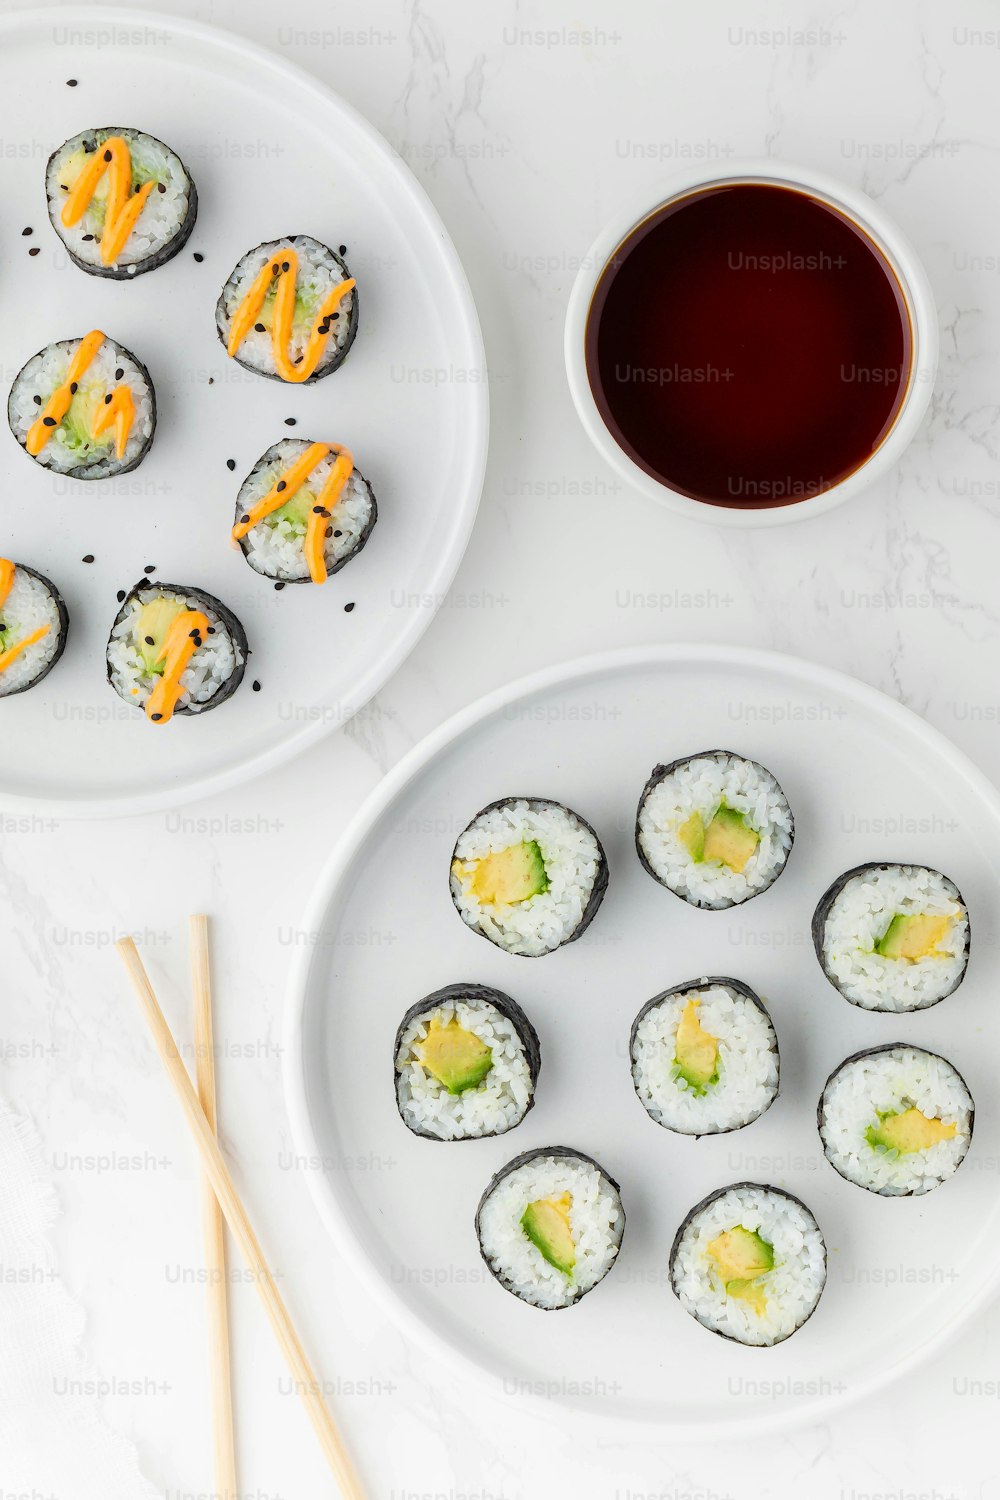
[563,157,938,529]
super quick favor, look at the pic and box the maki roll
[8,330,155,479]
[216,236,357,384]
[475,1147,625,1309]
[636,750,793,909]
[46,127,197,278]
[233,439,376,585]
[818,1044,974,1196]
[450,797,608,957]
[670,1183,826,1347]
[0,559,68,697]
[107,581,247,724]
[630,977,779,1136]
[812,862,970,1012]
[394,983,540,1141]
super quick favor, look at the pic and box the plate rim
[0,4,489,819]
[282,641,1000,1438]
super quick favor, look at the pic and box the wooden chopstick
[116,936,366,1500]
[189,916,238,1500]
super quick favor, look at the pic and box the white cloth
[0,1100,160,1498]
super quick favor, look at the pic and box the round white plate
[0,7,487,816]
[284,645,1000,1436]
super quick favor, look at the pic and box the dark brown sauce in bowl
[585,183,913,509]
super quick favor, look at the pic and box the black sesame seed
[344,601,355,612]
[81,233,94,241]
[333,530,342,538]
[103,149,112,162]
[28,247,40,257]
[115,368,123,381]
[271,263,279,275]
[281,260,289,272]
[21,227,31,237]
[254,322,265,333]
[60,184,69,191]
[339,244,347,256]
[82,554,94,564]
[276,480,287,492]
[252,680,261,692]
[143,565,155,575]
[157,182,166,193]
[193,252,204,263]
[70,382,78,395]
[325,526,333,538]
[32,395,41,406]
[66,78,78,86]
[207,626,216,635]
[117,590,126,603]
[226,458,236,472]
[284,417,296,426]
[274,581,285,591]
[42,417,56,427]
[208,377,215,385]
[240,513,250,525]
[331,312,339,320]
[104,393,112,405]
[151,713,163,721]
[189,629,200,640]
[312,505,324,514]
[144,635,154,645]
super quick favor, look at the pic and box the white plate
[284,644,1000,1436]
[0,7,487,816]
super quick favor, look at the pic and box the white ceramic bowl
[564,159,937,528]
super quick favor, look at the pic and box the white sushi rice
[451,800,604,957]
[637,752,793,908]
[396,993,533,1140]
[819,1046,973,1196]
[477,1152,624,1309]
[9,336,154,477]
[631,982,778,1135]
[107,586,242,715]
[818,864,969,1011]
[46,129,193,271]
[671,1185,826,1346]
[217,237,355,379]
[237,440,375,582]
[0,567,63,697]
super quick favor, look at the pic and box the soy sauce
[586,184,912,508]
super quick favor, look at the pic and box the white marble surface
[3,0,1000,1494]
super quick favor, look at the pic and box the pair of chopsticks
[116,924,365,1500]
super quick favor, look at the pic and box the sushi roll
[636,750,793,909]
[475,1147,625,1309]
[46,127,197,278]
[812,862,970,1012]
[216,236,357,384]
[233,439,376,585]
[669,1183,827,1347]
[8,330,155,479]
[0,559,68,697]
[630,977,779,1136]
[394,983,540,1141]
[818,1044,974,1197]
[450,797,609,957]
[107,581,247,724]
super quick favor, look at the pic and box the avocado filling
[678,805,759,874]
[875,912,956,962]
[136,596,189,674]
[414,1015,492,1095]
[455,841,549,907]
[706,1226,774,1313]
[865,1106,958,1156]
[672,998,720,1095]
[521,1192,575,1277]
